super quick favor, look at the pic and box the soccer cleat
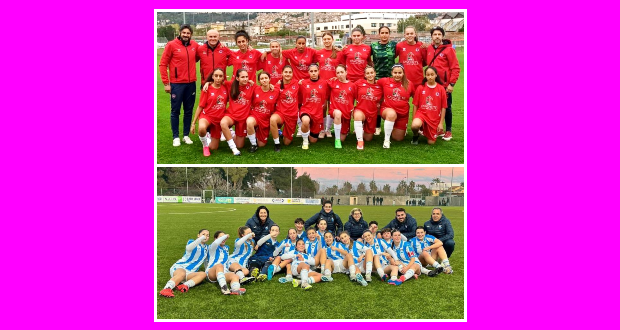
[279,277,291,284]
[365,274,372,282]
[356,273,368,287]
[442,131,452,141]
[232,148,241,156]
[274,143,281,152]
[267,265,274,280]
[172,137,181,147]
[399,275,407,283]
[292,279,299,288]
[183,136,193,144]
[428,267,443,277]
[374,127,381,136]
[257,273,267,282]
[381,274,389,282]
[249,144,258,153]
[321,275,334,282]
[325,130,333,138]
[203,147,211,157]
[335,139,342,149]
[302,141,309,150]
[302,284,313,290]
[388,279,403,286]
[382,140,390,149]
[176,284,189,292]
[357,141,364,150]
[437,128,445,137]
[250,268,259,278]
[240,276,256,285]
[159,288,174,298]
[411,135,419,145]
[220,285,231,295]
[444,266,453,274]
[318,130,326,139]
[278,129,283,137]
[230,288,246,295]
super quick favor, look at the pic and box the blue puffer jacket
[305,209,344,235]
[423,214,454,243]
[344,215,369,241]
[245,214,276,241]
[382,213,417,240]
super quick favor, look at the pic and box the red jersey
[378,78,414,115]
[426,40,460,88]
[354,79,383,115]
[227,49,263,82]
[299,79,330,118]
[250,86,280,127]
[276,79,300,118]
[282,48,317,80]
[197,41,232,86]
[413,83,448,123]
[327,80,356,113]
[395,41,427,88]
[198,84,228,123]
[224,81,253,121]
[341,44,372,81]
[314,49,342,80]
[159,38,199,85]
[260,53,286,85]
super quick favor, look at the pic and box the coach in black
[245,205,276,241]
[344,208,369,241]
[382,208,417,240]
[423,207,455,257]
[305,200,343,237]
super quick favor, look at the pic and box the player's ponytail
[231,69,248,100]
[322,32,338,59]
[422,66,443,86]
[238,226,249,237]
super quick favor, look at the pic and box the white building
[313,13,417,36]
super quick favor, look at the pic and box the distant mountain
[157,12,258,25]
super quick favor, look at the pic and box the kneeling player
[159,229,210,298]
[281,239,324,290]
[298,63,329,150]
[410,66,447,145]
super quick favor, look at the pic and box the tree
[355,24,366,36]
[267,167,297,195]
[460,182,464,187]
[417,184,431,196]
[396,180,407,195]
[324,185,338,195]
[431,177,441,183]
[382,184,391,194]
[293,173,317,198]
[369,180,378,194]
[356,182,367,194]
[397,15,430,33]
[227,167,248,190]
[339,181,353,195]
[157,26,176,41]
[407,181,416,195]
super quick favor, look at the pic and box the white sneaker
[383,140,390,149]
[374,128,381,136]
[318,130,326,139]
[302,141,309,150]
[172,137,181,147]
[325,130,333,138]
[232,148,241,156]
[231,130,236,138]
[183,136,193,144]
[220,135,226,141]
[296,128,302,137]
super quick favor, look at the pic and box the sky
[294,167,464,191]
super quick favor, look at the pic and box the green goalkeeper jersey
[371,40,397,78]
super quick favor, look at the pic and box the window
[324,27,328,30]
[371,31,377,35]
[371,23,377,27]
[380,23,384,27]
[346,25,349,28]
[387,23,392,27]
[317,27,321,30]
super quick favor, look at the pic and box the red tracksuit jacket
[426,39,460,88]
[159,38,199,85]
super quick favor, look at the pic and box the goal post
[202,190,215,203]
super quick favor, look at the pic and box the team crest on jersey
[283,90,296,104]
[386,88,404,101]
[255,100,269,114]
[335,90,349,105]
[436,92,440,96]
[249,54,253,59]
[235,91,249,105]
[306,89,321,103]
[403,52,419,66]
[297,59,308,71]
[171,94,176,99]
[350,52,365,65]
[440,53,444,57]
[219,50,223,53]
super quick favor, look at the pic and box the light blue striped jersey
[392,240,416,263]
[207,235,230,269]
[410,235,436,256]
[278,238,297,255]
[172,239,208,272]
[297,231,307,240]
[325,241,347,260]
[363,238,389,264]
[230,234,254,268]
[304,237,325,256]
[282,250,315,269]
[316,231,327,246]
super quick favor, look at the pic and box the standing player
[205,231,246,295]
[159,229,209,298]
[159,24,199,147]
[197,29,232,88]
[228,30,262,82]
[215,69,253,155]
[298,64,329,149]
[228,226,257,285]
[260,41,285,85]
[371,26,398,136]
[270,65,299,152]
[246,72,279,153]
[352,66,383,150]
[190,68,228,157]
[327,65,356,148]
[426,26,460,141]
[280,36,318,80]
[341,28,373,82]
[411,66,447,145]
[280,239,324,290]
[315,32,343,138]
[377,64,414,148]
[395,26,427,91]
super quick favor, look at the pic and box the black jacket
[423,214,454,243]
[382,213,417,240]
[245,214,276,241]
[305,209,344,235]
[344,215,369,241]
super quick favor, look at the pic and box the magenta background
[5,2,617,328]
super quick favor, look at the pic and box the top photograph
[156,10,465,164]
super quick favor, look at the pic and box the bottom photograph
[156,166,465,320]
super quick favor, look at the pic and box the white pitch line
[166,208,237,215]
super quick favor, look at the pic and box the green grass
[157,203,464,319]
[156,48,465,164]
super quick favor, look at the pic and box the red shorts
[247,115,270,144]
[414,111,439,142]
[273,111,297,140]
[198,114,223,139]
[338,118,352,135]
[300,112,323,135]
[352,108,377,135]
[380,107,409,131]
[222,117,248,137]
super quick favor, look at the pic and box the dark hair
[430,26,445,36]
[380,228,392,235]
[306,227,316,234]
[362,229,373,237]
[296,238,306,247]
[235,30,250,42]
[309,63,319,70]
[258,71,271,85]
[416,226,425,232]
[322,32,338,59]
[391,229,401,248]
[270,224,280,231]
[322,200,332,207]
[339,231,353,249]
[294,217,305,225]
[214,230,225,239]
[395,208,406,214]
[336,64,347,72]
[255,205,270,219]
[378,26,391,34]
[238,226,249,237]
[230,69,248,100]
[404,25,419,42]
[324,231,334,238]
[198,228,208,234]
[352,27,365,36]
[180,24,193,34]
[392,64,409,91]
[369,221,379,227]
[422,66,444,86]
[280,65,294,90]
[296,35,307,43]
[205,68,225,84]
[317,218,328,226]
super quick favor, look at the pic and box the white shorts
[331,259,347,274]
[206,263,231,282]
[229,257,249,269]
[169,265,196,280]
[292,261,311,277]
[356,261,367,273]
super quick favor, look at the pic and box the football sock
[235,270,245,279]
[433,261,441,268]
[301,269,309,285]
[199,135,209,147]
[365,262,373,275]
[323,117,328,130]
[354,121,364,141]
[164,280,175,289]
[377,268,385,278]
[324,269,332,277]
[301,131,309,143]
[349,265,357,279]
[334,123,341,138]
[248,133,257,146]
[321,264,326,274]
[326,116,333,131]
[273,265,281,273]
[391,275,397,280]
[227,139,236,150]
[285,274,293,281]
[420,267,430,275]
[404,269,415,280]
[185,279,196,288]
[216,272,227,287]
[308,277,315,284]
[384,120,395,141]
[230,282,240,291]
[273,137,280,145]
[442,259,451,268]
